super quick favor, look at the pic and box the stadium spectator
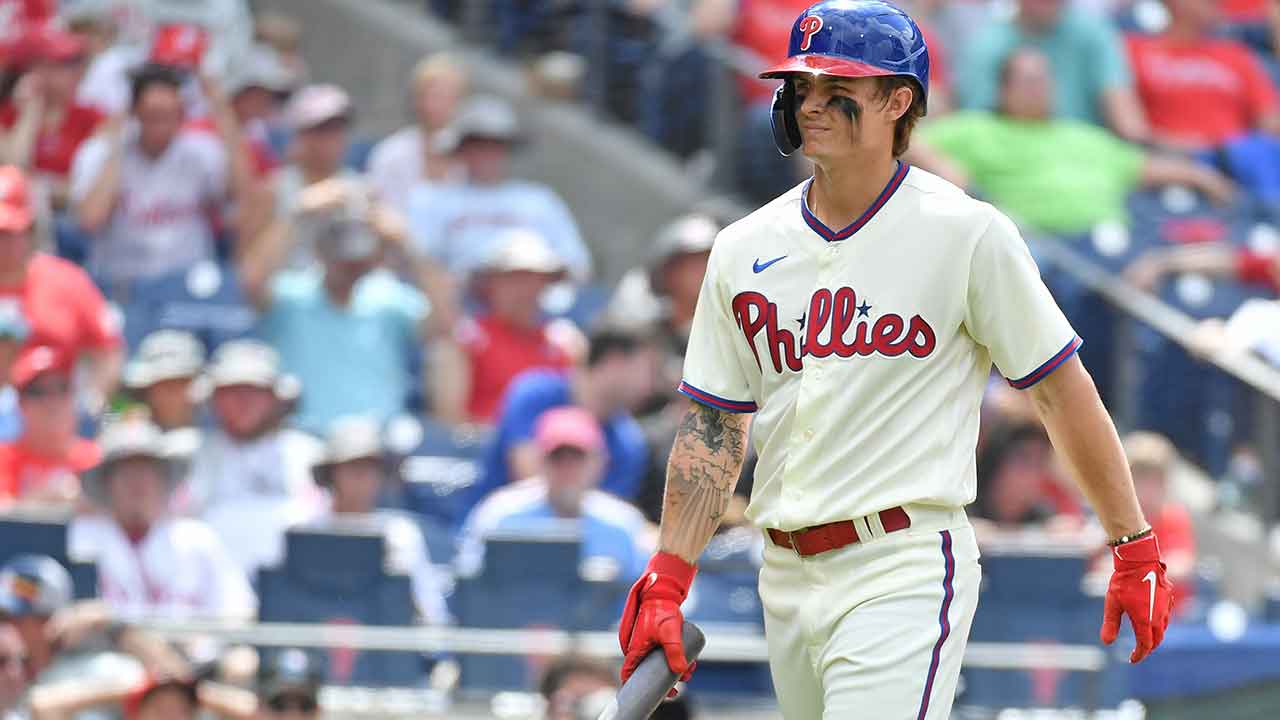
[242,179,443,434]
[121,677,200,720]
[70,416,257,620]
[0,165,123,406]
[221,43,297,179]
[67,1,146,117]
[307,416,450,625]
[958,0,1148,140]
[254,13,309,88]
[366,52,468,213]
[270,84,358,218]
[405,94,592,280]
[920,47,1235,234]
[0,554,191,689]
[485,325,655,500]
[0,305,27,443]
[1125,431,1197,616]
[1126,240,1279,295]
[0,0,54,72]
[256,648,321,720]
[0,25,102,210]
[972,421,1082,536]
[434,228,576,425]
[0,345,100,508]
[69,64,251,291]
[539,654,617,720]
[0,622,25,719]
[122,329,205,436]
[1126,0,1280,149]
[181,339,323,574]
[458,406,651,580]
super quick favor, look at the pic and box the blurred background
[0,0,1279,718]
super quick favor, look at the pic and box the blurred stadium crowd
[0,0,1275,717]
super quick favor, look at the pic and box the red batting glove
[618,552,698,696]
[1100,533,1174,663]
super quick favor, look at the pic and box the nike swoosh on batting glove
[1100,533,1174,663]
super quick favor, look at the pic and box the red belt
[767,506,912,557]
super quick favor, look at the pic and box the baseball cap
[225,43,297,97]
[148,23,208,70]
[312,416,384,488]
[651,214,719,266]
[534,406,604,454]
[476,227,566,276]
[433,95,522,154]
[0,554,74,618]
[11,345,73,390]
[124,329,206,389]
[21,25,87,63]
[286,84,352,132]
[0,165,34,233]
[1125,431,1176,474]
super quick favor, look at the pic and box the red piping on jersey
[1007,336,1083,389]
[677,381,757,413]
[916,530,956,720]
[800,162,910,242]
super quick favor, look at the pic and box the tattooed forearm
[659,401,751,563]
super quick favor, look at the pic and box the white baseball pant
[758,505,981,720]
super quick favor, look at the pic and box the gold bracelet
[1107,526,1153,547]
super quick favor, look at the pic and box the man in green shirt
[921,47,1234,235]
[958,0,1146,141]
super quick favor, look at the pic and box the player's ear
[886,85,914,122]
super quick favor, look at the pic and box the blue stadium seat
[0,514,98,600]
[256,528,423,687]
[122,260,257,354]
[399,419,493,530]
[452,534,628,691]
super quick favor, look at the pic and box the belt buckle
[787,528,805,557]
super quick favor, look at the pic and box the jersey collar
[800,161,910,242]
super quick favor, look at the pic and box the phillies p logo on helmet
[798,15,823,52]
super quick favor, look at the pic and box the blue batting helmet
[760,0,931,156]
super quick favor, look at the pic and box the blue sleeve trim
[1007,336,1083,389]
[677,381,757,414]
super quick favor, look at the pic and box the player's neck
[808,153,900,231]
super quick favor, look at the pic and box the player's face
[791,74,907,165]
[330,458,383,513]
[0,624,28,709]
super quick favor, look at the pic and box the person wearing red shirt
[440,228,576,424]
[1126,241,1279,296]
[1126,0,1280,148]
[0,0,55,69]
[1,26,103,217]
[1125,431,1197,617]
[0,165,123,410]
[0,344,101,507]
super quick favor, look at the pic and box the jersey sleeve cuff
[677,381,757,413]
[1007,336,1083,390]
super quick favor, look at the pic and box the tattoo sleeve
[659,400,751,563]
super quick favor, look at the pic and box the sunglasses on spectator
[267,694,318,712]
[20,380,71,398]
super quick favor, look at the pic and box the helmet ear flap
[770,81,803,156]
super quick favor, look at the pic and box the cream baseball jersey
[678,164,1079,531]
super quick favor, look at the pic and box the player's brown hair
[875,76,926,157]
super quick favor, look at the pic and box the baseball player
[617,2,1174,717]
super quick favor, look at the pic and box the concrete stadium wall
[254,0,725,284]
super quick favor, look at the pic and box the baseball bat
[596,622,706,720]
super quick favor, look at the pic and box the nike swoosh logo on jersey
[753,255,787,273]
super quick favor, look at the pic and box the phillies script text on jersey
[733,287,937,373]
